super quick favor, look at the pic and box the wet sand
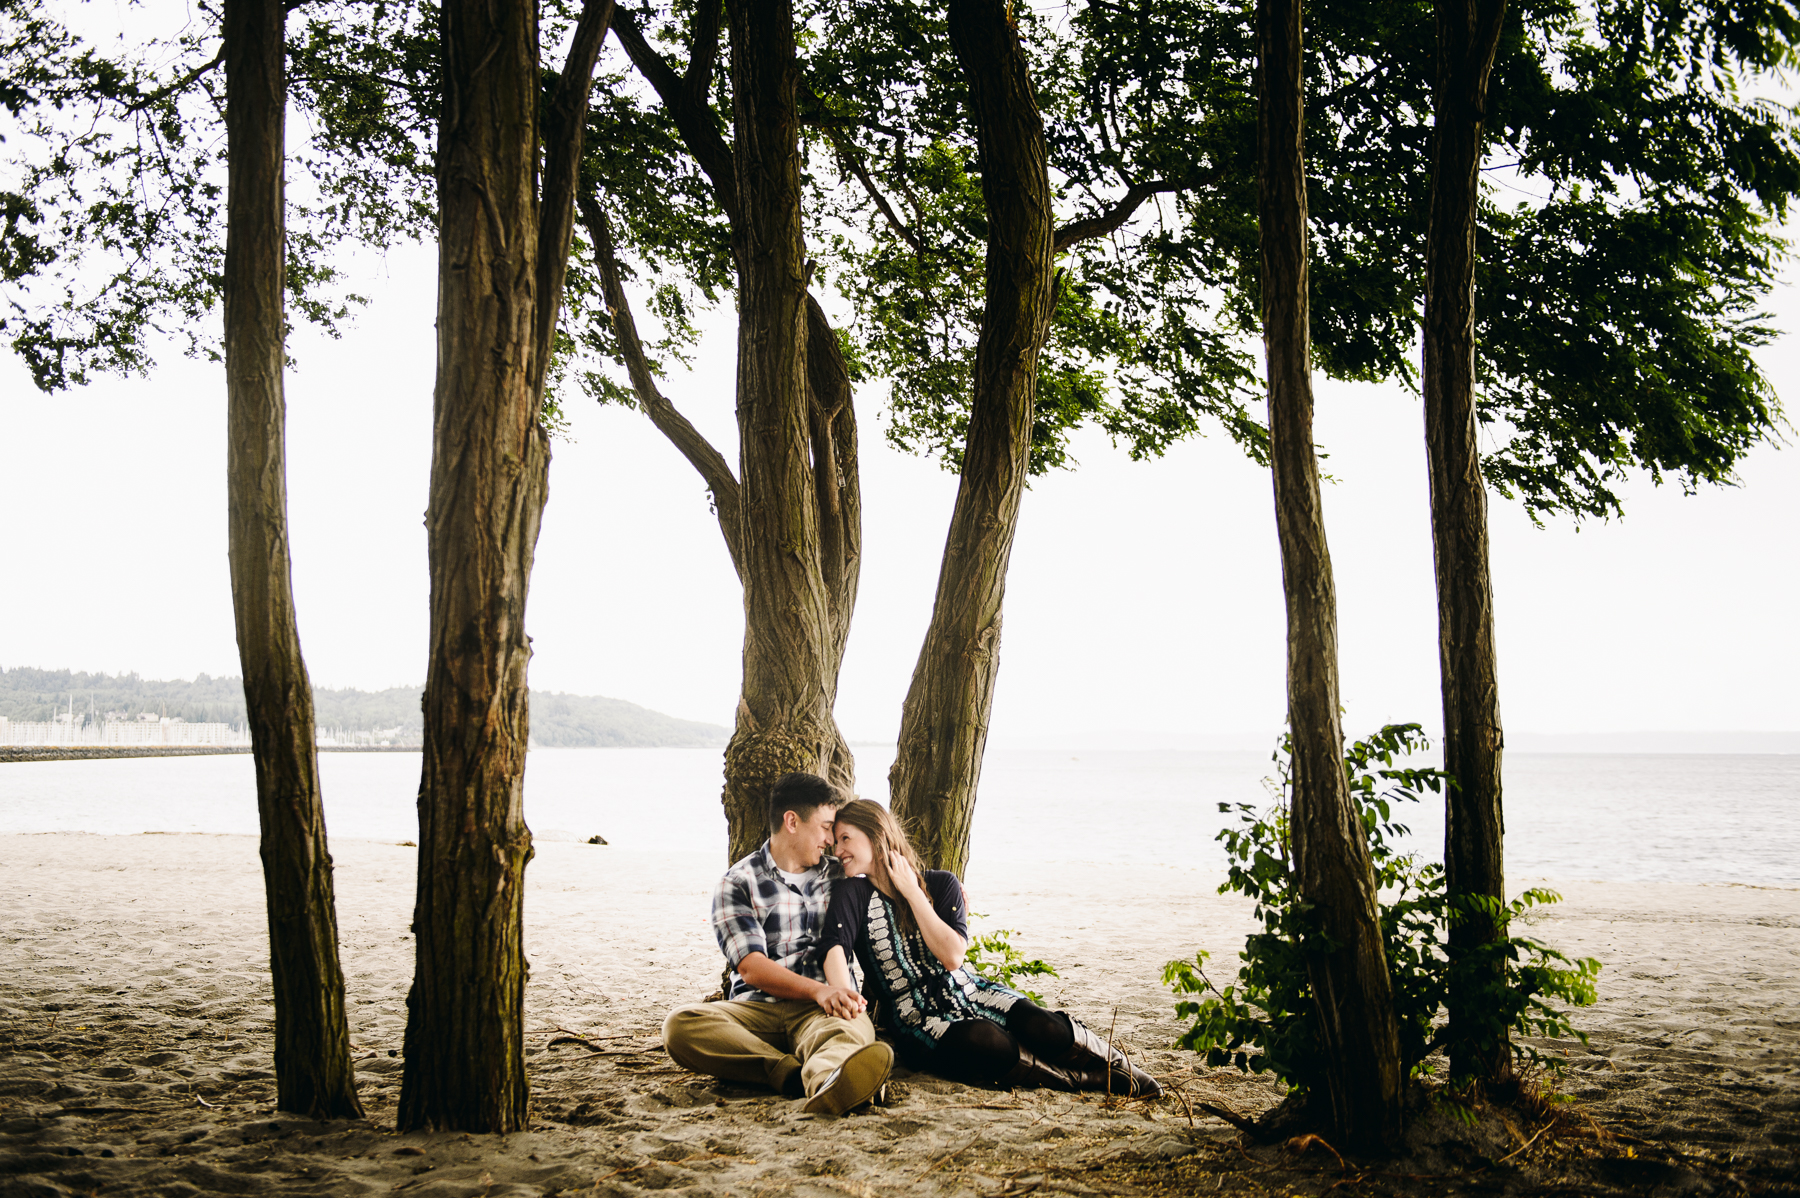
[1,831,1795,1196]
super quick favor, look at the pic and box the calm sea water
[0,746,1795,887]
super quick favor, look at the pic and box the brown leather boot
[1002,1047,1106,1092]
[1051,1014,1163,1098]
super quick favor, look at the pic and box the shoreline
[0,745,423,763]
[2,832,1796,1195]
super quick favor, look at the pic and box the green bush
[965,915,1059,1005]
[1164,723,1600,1097]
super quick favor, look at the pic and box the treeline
[0,667,248,726]
[0,667,726,747]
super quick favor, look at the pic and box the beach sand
[1,831,1796,1196]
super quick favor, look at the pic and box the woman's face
[833,821,877,878]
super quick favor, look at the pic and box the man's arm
[738,951,865,1020]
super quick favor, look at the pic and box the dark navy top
[819,870,969,961]
[817,869,1025,1061]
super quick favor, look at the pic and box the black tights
[922,1000,1074,1085]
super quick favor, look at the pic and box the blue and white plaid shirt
[711,842,843,1002]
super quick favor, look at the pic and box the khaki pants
[663,999,875,1096]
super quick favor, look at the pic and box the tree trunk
[887,0,1056,876]
[1424,0,1511,1087]
[605,13,862,859]
[1257,0,1404,1150]
[399,0,611,1133]
[717,0,849,863]
[805,293,863,801]
[221,0,363,1123]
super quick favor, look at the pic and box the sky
[3,225,1796,751]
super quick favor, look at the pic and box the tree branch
[577,190,745,576]
[610,7,739,222]
[806,291,860,645]
[828,134,927,255]
[532,0,616,401]
[1052,180,1183,253]
[681,0,722,105]
[125,44,225,113]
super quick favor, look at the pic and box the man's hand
[736,951,868,1018]
[814,983,868,1021]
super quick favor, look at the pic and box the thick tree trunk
[1257,0,1404,1150]
[717,0,849,863]
[1424,0,1510,1087]
[399,0,610,1132]
[887,0,1055,876]
[805,293,863,800]
[221,0,363,1123]
[605,13,861,858]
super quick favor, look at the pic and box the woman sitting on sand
[819,799,1160,1097]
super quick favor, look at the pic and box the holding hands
[814,982,867,1020]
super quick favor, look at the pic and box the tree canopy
[3,0,1794,517]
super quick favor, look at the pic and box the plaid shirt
[711,842,843,1002]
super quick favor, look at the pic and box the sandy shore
[2,831,1796,1196]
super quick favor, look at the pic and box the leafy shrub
[1164,723,1600,1097]
[965,915,1059,1004]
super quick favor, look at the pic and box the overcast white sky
[3,227,1796,748]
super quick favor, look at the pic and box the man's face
[786,805,838,868]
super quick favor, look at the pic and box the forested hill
[0,667,728,748]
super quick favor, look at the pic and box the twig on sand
[915,1135,980,1180]
[593,1150,752,1182]
[1191,1097,1258,1136]
[1320,1171,1369,1196]
[1105,1008,1120,1102]
[1497,1118,1555,1164]
[1162,1080,1197,1128]
[968,1167,1044,1194]
[546,1036,664,1056]
[1286,1133,1349,1172]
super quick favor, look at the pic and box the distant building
[0,714,249,747]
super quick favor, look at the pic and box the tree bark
[1257,0,1404,1150]
[603,13,861,857]
[886,0,1056,876]
[221,0,363,1123]
[399,0,611,1133]
[715,0,852,862]
[1424,0,1511,1087]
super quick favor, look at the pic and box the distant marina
[0,696,417,758]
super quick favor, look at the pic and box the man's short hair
[769,772,840,833]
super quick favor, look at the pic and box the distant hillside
[0,667,727,748]
[528,691,726,748]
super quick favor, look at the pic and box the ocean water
[0,745,1795,887]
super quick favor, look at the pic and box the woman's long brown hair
[834,799,929,937]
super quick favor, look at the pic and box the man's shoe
[802,1042,894,1117]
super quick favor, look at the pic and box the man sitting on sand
[663,772,894,1115]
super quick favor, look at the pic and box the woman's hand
[887,850,926,903]
[890,855,967,972]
